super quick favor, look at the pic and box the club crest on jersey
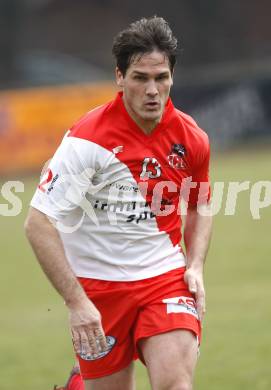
[167,144,187,169]
[79,335,117,361]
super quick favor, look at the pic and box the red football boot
[53,365,84,390]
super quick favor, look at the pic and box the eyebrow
[132,71,170,76]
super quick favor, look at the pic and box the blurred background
[0,1,270,389]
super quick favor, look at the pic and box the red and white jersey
[31,92,210,281]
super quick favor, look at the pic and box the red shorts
[77,267,201,380]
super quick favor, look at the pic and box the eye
[134,75,147,81]
[156,74,169,81]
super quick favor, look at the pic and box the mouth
[144,101,160,110]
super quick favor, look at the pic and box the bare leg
[84,361,135,390]
[139,330,198,390]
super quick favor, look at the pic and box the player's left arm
[184,204,213,322]
[183,133,212,322]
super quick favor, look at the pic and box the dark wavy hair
[112,16,178,76]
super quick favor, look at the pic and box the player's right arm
[24,207,107,356]
[24,133,108,356]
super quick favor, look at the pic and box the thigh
[139,329,198,390]
[84,362,135,390]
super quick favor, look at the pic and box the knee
[170,384,192,390]
[171,384,192,390]
[175,383,192,390]
[157,378,193,390]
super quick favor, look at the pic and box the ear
[115,67,124,88]
[170,68,174,86]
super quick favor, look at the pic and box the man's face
[116,50,173,131]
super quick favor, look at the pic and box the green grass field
[0,147,270,390]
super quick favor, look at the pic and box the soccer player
[25,16,212,390]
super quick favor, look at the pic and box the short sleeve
[188,140,211,206]
[30,133,96,220]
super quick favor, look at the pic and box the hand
[184,267,206,323]
[67,298,108,358]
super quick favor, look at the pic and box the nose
[145,80,158,97]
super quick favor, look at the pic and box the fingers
[81,331,95,356]
[87,329,99,356]
[185,271,206,322]
[94,328,108,351]
[71,329,81,355]
[187,275,197,294]
[195,283,206,323]
[71,326,108,358]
